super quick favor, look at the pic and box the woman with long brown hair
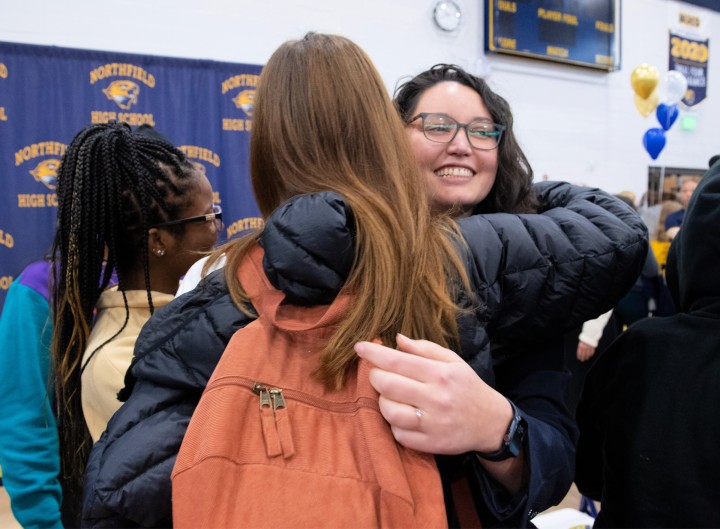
[211,34,469,390]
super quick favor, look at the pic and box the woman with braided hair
[50,121,219,525]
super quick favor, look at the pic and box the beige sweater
[81,288,173,442]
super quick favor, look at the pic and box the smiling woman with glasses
[395,63,536,217]
[390,62,654,527]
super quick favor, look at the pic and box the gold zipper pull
[270,388,295,458]
[260,389,273,410]
[254,383,281,457]
[269,388,286,410]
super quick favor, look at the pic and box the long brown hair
[214,33,469,389]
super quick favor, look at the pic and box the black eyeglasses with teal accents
[151,204,223,230]
[408,112,506,151]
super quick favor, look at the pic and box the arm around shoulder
[457,182,648,340]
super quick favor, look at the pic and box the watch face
[433,0,462,32]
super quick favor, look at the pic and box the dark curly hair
[394,64,537,214]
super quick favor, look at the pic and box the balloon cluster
[630,64,688,160]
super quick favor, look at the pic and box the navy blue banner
[485,0,620,71]
[668,32,709,107]
[0,42,263,312]
[682,0,720,13]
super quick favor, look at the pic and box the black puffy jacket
[82,182,647,528]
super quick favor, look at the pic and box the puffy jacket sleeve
[456,181,648,340]
[81,271,251,528]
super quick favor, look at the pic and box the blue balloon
[643,128,666,160]
[656,103,679,131]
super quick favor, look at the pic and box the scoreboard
[485,0,621,71]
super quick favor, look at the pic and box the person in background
[656,199,683,244]
[51,121,219,525]
[0,259,60,529]
[573,310,614,365]
[564,193,670,413]
[575,159,720,527]
[664,178,698,241]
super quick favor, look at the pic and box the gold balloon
[634,92,659,118]
[630,64,660,100]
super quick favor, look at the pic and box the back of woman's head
[51,121,198,516]
[394,64,537,214]
[251,32,424,219]
[225,33,467,388]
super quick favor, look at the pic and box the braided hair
[50,121,197,521]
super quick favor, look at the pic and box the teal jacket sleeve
[0,263,63,529]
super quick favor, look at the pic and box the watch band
[475,399,527,462]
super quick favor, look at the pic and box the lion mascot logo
[102,80,140,110]
[30,158,60,190]
[232,89,255,116]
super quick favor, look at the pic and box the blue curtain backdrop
[0,42,263,312]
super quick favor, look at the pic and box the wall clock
[433,0,462,32]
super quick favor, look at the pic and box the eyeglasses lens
[466,121,501,149]
[422,114,456,141]
[212,205,224,231]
